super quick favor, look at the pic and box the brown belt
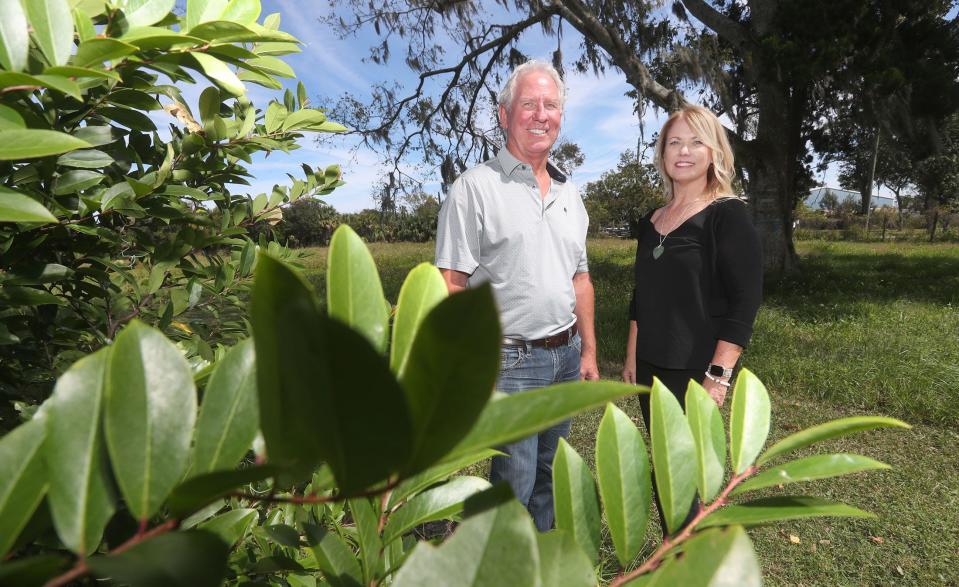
[502,324,578,349]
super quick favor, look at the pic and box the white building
[805,186,897,210]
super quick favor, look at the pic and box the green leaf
[447,381,642,462]
[25,0,73,66]
[0,186,56,223]
[73,125,119,147]
[685,380,726,503]
[44,349,115,555]
[0,285,66,306]
[72,6,96,42]
[263,524,301,548]
[198,86,220,127]
[198,507,256,547]
[732,453,889,496]
[303,522,363,587]
[729,368,771,475]
[0,104,25,129]
[44,65,120,81]
[251,254,413,493]
[757,416,910,466]
[699,496,875,529]
[105,320,197,520]
[389,449,500,508]
[264,101,287,133]
[185,0,229,30]
[0,0,29,72]
[0,129,92,160]
[536,530,597,587]
[326,225,389,352]
[383,476,491,544]
[649,378,696,536]
[390,262,446,376]
[53,170,104,195]
[0,554,71,587]
[107,88,162,110]
[190,339,258,475]
[117,0,175,27]
[248,55,294,77]
[97,106,157,131]
[595,403,650,568]
[552,439,601,563]
[0,418,47,557]
[87,530,229,587]
[57,149,114,169]
[191,52,246,96]
[220,0,260,24]
[348,496,382,584]
[254,41,301,56]
[401,285,499,472]
[72,38,138,68]
[633,526,761,587]
[168,465,278,519]
[0,72,81,100]
[281,108,327,131]
[2,263,71,285]
[393,499,540,587]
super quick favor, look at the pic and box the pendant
[652,244,664,260]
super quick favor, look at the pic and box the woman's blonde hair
[653,105,736,201]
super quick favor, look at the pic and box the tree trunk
[859,130,880,214]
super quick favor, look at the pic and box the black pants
[634,358,702,537]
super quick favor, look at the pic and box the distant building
[805,186,897,210]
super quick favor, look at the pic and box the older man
[434,60,599,531]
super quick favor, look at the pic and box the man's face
[499,70,562,164]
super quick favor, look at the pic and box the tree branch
[680,0,752,49]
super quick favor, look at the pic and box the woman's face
[662,117,712,186]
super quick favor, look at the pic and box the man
[434,60,599,532]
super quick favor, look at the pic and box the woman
[623,104,762,426]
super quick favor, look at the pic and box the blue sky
[220,1,863,212]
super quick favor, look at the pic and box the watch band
[707,363,733,378]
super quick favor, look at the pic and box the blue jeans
[489,334,582,532]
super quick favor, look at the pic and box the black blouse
[628,198,763,369]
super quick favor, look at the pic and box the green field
[300,238,959,586]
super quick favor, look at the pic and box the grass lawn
[299,238,959,586]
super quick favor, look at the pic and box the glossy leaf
[447,380,642,462]
[25,0,73,66]
[401,285,500,472]
[0,0,29,72]
[186,0,229,30]
[633,526,761,587]
[53,170,104,194]
[649,378,697,535]
[389,449,500,508]
[198,508,256,547]
[45,65,120,80]
[44,348,114,555]
[0,130,91,160]
[536,530,597,587]
[553,439,601,563]
[72,38,138,67]
[390,262,446,375]
[251,254,412,493]
[729,368,770,474]
[2,263,71,285]
[699,496,874,529]
[56,149,115,169]
[0,418,47,557]
[192,52,246,96]
[0,104,24,129]
[595,403,650,567]
[0,72,81,100]
[326,225,389,352]
[685,380,726,502]
[303,522,363,587]
[0,554,71,587]
[190,338,258,475]
[758,416,910,466]
[87,530,229,587]
[118,0,175,27]
[0,187,56,223]
[732,453,889,495]
[167,465,278,518]
[349,496,382,583]
[281,107,326,131]
[220,0,260,24]
[393,499,540,587]
[383,476,491,544]
[105,320,197,519]
[263,524,301,548]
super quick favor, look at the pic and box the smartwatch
[707,363,733,379]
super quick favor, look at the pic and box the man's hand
[580,350,599,381]
[572,271,598,381]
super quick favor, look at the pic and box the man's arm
[440,268,469,294]
[573,271,599,381]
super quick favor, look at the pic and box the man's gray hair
[498,60,567,112]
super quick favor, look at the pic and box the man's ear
[498,104,508,130]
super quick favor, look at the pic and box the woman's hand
[622,355,636,384]
[702,376,728,406]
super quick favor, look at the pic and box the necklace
[652,199,708,260]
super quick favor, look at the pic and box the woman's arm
[701,340,742,405]
[623,320,638,384]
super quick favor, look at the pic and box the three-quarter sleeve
[713,201,763,347]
